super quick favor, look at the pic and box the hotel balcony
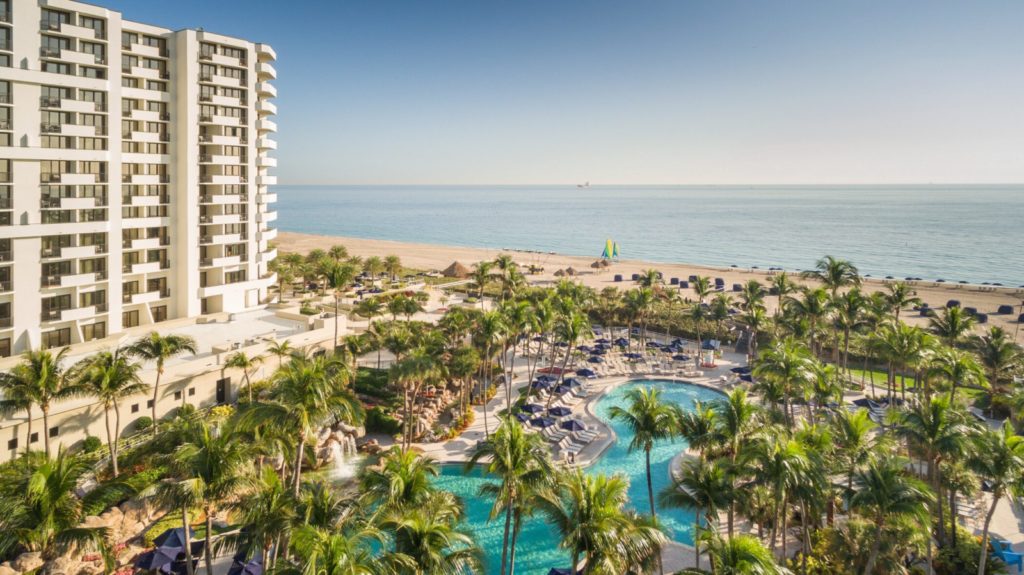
[199,114,243,127]
[52,197,99,210]
[256,175,277,186]
[256,43,277,61]
[200,213,244,225]
[202,73,245,88]
[201,233,243,245]
[199,51,246,67]
[256,137,276,150]
[126,43,167,59]
[40,172,103,185]
[123,174,169,185]
[126,194,167,207]
[201,193,246,205]
[124,237,164,250]
[128,109,166,122]
[257,211,278,223]
[126,261,164,275]
[42,272,106,289]
[200,93,244,107]
[40,96,104,114]
[60,305,105,322]
[256,100,277,115]
[256,118,277,133]
[129,289,170,304]
[257,82,277,98]
[258,228,277,242]
[202,134,245,146]
[58,245,102,259]
[257,247,277,263]
[41,20,105,41]
[256,62,277,80]
[257,192,278,204]
[200,154,245,165]
[257,156,277,168]
[127,131,169,143]
[200,174,247,185]
[200,255,243,268]
[42,123,103,138]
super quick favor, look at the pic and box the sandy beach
[277,231,1024,342]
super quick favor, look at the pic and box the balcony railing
[40,47,60,58]
[40,96,61,108]
[41,123,62,134]
[40,20,62,32]
[0,317,11,328]
[0,251,12,262]
[40,172,62,183]
[0,94,10,104]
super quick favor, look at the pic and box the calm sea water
[275,185,1024,286]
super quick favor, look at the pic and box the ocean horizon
[275,184,1024,286]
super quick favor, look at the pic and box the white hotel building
[0,0,279,357]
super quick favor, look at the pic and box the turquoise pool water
[432,379,725,575]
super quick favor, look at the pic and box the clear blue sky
[104,0,1024,185]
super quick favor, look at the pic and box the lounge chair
[998,548,1024,573]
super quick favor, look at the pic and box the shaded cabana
[441,261,471,278]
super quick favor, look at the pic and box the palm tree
[753,338,814,427]
[4,449,108,560]
[384,493,482,575]
[326,261,357,349]
[361,446,440,512]
[540,469,667,575]
[0,371,37,455]
[0,349,82,456]
[847,455,933,575]
[467,416,554,575]
[236,466,295,570]
[608,388,677,521]
[225,351,263,403]
[929,346,986,403]
[266,339,295,369]
[363,255,384,280]
[471,261,494,307]
[285,523,409,575]
[832,288,867,375]
[546,310,589,409]
[769,272,797,324]
[384,254,403,282]
[698,530,792,575]
[929,306,976,347]
[129,332,198,435]
[739,279,765,313]
[971,327,1023,401]
[969,422,1024,575]
[74,347,146,477]
[752,436,810,558]
[659,458,731,571]
[163,420,255,575]
[327,245,348,261]
[830,408,879,497]
[714,388,760,537]
[392,348,441,451]
[801,255,859,297]
[785,288,830,357]
[884,281,922,322]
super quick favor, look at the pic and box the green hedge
[365,407,401,435]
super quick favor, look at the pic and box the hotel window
[30,432,38,444]
[0,80,9,104]
[121,31,138,48]
[81,90,106,111]
[146,80,166,92]
[122,54,138,73]
[80,290,106,309]
[81,114,106,136]
[80,66,106,80]
[79,258,106,276]
[200,64,216,79]
[80,41,105,64]
[6,438,15,450]
[41,136,73,149]
[131,403,139,414]
[173,390,182,400]
[143,36,166,50]
[123,309,139,328]
[122,77,140,89]
[200,42,216,58]
[80,138,106,151]
[40,35,70,56]
[146,399,154,408]
[42,62,71,76]
[82,322,105,342]
[42,328,71,349]
[48,426,59,438]
[41,9,70,30]
[79,16,106,39]
[0,338,9,358]
[188,388,195,397]
[152,305,167,323]
[0,28,9,52]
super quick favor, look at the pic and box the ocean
[274,185,1024,286]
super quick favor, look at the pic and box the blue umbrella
[228,557,264,575]
[646,341,662,348]
[594,338,610,344]
[739,374,753,382]
[522,403,545,414]
[548,570,572,575]
[135,548,179,571]
[161,559,200,575]
[575,368,596,378]
[515,412,530,422]
[537,374,558,382]
[531,380,553,390]
[672,354,690,361]
[590,347,607,355]
[563,377,583,387]
[624,352,643,360]
[532,336,547,342]
[554,384,572,395]
[730,366,752,374]
[153,528,195,549]
[560,419,586,431]
[548,406,572,417]
[587,356,604,363]
[614,337,629,347]
[530,417,557,428]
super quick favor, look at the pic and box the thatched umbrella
[591,260,604,269]
[565,267,577,276]
[441,261,471,278]
[553,269,566,277]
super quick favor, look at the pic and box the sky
[104,0,1024,185]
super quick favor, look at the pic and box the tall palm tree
[752,436,811,558]
[753,338,814,427]
[847,455,933,575]
[326,262,357,349]
[363,255,384,280]
[784,288,830,357]
[74,347,146,477]
[801,255,859,297]
[225,351,263,403]
[929,306,976,347]
[714,389,760,537]
[831,288,867,375]
[769,272,797,328]
[0,349,81,456]
[467,416,554,575]
[830,408,879,497]
[327,245,348,261]
[929,346,986,403]
[546,310,589,409]
[384,493,482,575]
[971,326,1023,401]
[969,422,1024,575]
[129,332,198,435]
[539,469,667,575]
[659,458,731,571]
[384,254,403,282]
[739,279,765,313]
[471,261,494,307]
[266,339,295,370]
[884,281,922,322]
[236,466,295,570]
[361,446,440,512]
[392,348,441,451]
[698,530,792,575]
[608,388,677,521]
[163,420,255,575]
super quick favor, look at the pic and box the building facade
[0,0,278,357]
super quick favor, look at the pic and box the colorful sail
[612,242,620,258]
[602,238,613,259]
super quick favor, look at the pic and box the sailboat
[577,181,590,188]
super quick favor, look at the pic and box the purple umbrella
[624,352,643,360]
[672,354,690,361]
[587,356,604,363]
[515,412,530,422]
[531,380,553,390]
[560,419,586,431]
[594,338,610,344]
[563,377,583,387]
[228,558,264,575]
[554,384,573,395]
[548,406,572,417]
[522,403,545,414]
[135,548,179,571]
[153,528,195,549]
[575,368,597,378]
[530,417,557,428]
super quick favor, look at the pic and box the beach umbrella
[153,527,195,549]
[537,374,557,382]
[530,417,557,429]
[515,413,530,422]
[739,374,753,382]
[614,337,629,347]
[595,338,610,344]
[646,341,662,348]
[554,384,572,395]
[577,345,591,353]
[575,368,596,378]
[590,347,606,355]
[624,352,643,360]
[560,419,586,432]
[522,403,546,414]
[441,261,471,279]
[532,336,547,342]
[135,548,179,571]
[587,356,604,364]
[548,406,572,417]
[672,354,690,362]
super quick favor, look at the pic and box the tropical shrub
[365,406,401,434]
[935,527,1008,575]
[133,416,153,431]
[82,435,102,453]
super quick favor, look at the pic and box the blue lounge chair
[998,549,1023,573]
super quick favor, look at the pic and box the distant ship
[577,181,590,188]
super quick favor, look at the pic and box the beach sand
[277,231,1024,343]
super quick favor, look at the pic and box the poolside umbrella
[135,548,180,571]
[590,347,606,355]
[646,341,661,348]
[522,403,546,414]
[515,412,530,422]
[594,338,610,344]
[672,354,690,362]
[554,341,569,347]
[228,557,264,575]
[532,336,547,342]
[537,374,558,382]
[161,559,200,575]
[153,527,195,549]
[575,368,596,378]
[531,381,553,392]
[563,377,583,387]
[554,384,573,395]
[530,417,557,429]
[624,352,643,360]
[548,406,572,417]
[560,419,586,432]
[587,356,604,363]
[548,569,572,575]
[577,345,591,353]
[739,374,753,382]
[730,366,752,374]
[614,337,629,347]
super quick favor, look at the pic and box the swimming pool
[432,379,725,575]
